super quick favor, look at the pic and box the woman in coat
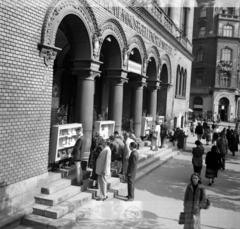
[205,145,221,186]
[183,173,207,229]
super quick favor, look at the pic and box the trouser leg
[127,176,135,199]
[75,161,82,184]
[98,175,104,198]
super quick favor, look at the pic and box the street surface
[65,134,240,229]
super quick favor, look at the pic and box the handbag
[178,212,185,225]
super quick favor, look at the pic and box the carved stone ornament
[123,47,130,67]
[143,56,150,74]
[92,33,103,59]
[42,0,99,47]
[39,44,61,66]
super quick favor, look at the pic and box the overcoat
[184,184,206,229]
[96,145,111,176]
[127,149,139,179]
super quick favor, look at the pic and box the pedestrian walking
[126,141,139,201]
[216,132,228,170]
[72,127,85,185]
[205,145,221,186]
[228,129,239,156]
[195,123,203,141]
[204,125,211,145]
[192,140,204,176]
[160,120,168,148]
[182,173,209,229]
[95,140,111,201]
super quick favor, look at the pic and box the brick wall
[0,0,193,186]
[0,0,51,185]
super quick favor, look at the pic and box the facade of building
[0,0,194,216]
[190,0,240,122]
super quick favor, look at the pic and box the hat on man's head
[195,140,201,146]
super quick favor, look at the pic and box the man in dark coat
[192,140,204,176]
[126,141,139,201]
[72,128,85,185]
[195,122,203,141]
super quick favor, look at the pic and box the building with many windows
[190,0,240,122]
[0,0,195,218]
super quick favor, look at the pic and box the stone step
[41,179,72,195]
[136,150,179,181]
[34,186,81,206]
[33,192,92,219]
[22,214,75,229]
[87,187,114,200]
[137,148,172,171]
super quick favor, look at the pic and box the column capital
[104,68,128,84]
[147,80,160,90]
[129,73,147,87]
[71,59,102,80]
[160,81,173,88]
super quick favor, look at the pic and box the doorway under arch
[52,14,91,125]
[122,47,142,131]
[94,35,122,121]
[218,97,229,122]
[157,64,168,116]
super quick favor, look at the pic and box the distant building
[190,0,240,122]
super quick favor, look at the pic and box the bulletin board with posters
[94,120,115,139]
[141,116,154,137]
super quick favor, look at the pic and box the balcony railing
[218,13,240,20]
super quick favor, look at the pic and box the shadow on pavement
[136,154,240,212]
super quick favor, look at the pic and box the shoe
[208,182,212,186]
[96,197,103,201]
[102,196,108,201]
[126,198,134,201]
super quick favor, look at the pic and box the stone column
[75,76,95,154]
[109,79,124,133]
[107,69,128,133]
[148,81,160,122]
[133,82,144,138]
[72,59,101,160]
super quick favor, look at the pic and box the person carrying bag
[179,173,210,228]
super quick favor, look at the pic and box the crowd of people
[72,129,139,201]
[190,120,239,186]
[182,120,239,229]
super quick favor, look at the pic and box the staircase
[7,144,179,229]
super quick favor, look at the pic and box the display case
[94,120,115,139]
[49,123,82,163]
[141,116,154,137]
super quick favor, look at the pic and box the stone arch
[147,46,161,79]
[100,18,128,67]
[41,0,99,48]
[160,54,172,84]
[128,34,148,70]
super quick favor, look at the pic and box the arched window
[196,48,204,62]
[183,70,187,97]
[175,66,180,96]
[175,66,187,98]
[223,24,233,37]
[221,48,232,62]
